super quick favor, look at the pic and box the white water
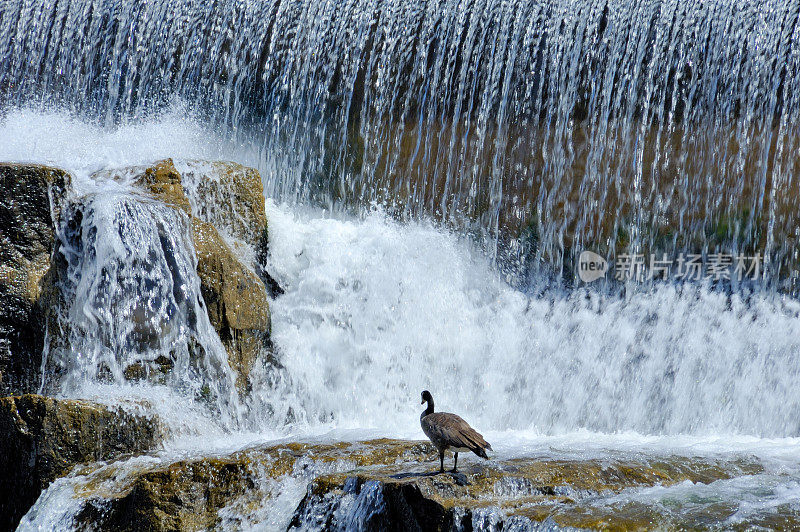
[0,104,261,189]
[4,107,800,528]
[264,199,800,437]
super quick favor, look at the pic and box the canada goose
[420,390,492,473]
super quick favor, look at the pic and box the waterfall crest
[2,0,798,285]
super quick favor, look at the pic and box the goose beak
[420,398,425,404]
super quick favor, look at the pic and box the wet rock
[70,439,431,531]
[0,394,164,531]
[50,438,788,531]
[193,218,271,393]
[176,159,284,298]
[289,444,769,531]
[91,159,274,393]
[176,160,268,249]
[0,163,70,396]
[132,158,192,214]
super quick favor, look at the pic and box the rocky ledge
[0,159,278,398]
[0,164,70,396]
[19,438,792,531]
[0,394,165,531]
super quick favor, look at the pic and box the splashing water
[263,200,800,437]
[2,0,800,527]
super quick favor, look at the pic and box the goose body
[420,390,492,472]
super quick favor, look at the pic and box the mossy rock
[192,218,270,393]
[176,160,268,249]
[70,439,432,531]
[88,159,274,394]
[62,439,793,531]
[289,443,774,531]
[0,394,164,531]
[134,159,192,214]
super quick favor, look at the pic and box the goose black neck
[423,398,434,416]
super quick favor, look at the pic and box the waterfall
[0,0,798,437]
[4,3,800,527]
[2,0,799,287]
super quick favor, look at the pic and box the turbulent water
[2,0,800,528]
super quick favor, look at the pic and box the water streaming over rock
[44,181,243,427]
[2,0,799,284]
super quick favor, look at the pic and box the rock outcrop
[192,218,271,392]
[291,458,762,531]
[0,394,164,531]
[0,164,70,396]
[73,159,274,394]
[126,159,273,393]
[291,451,765,531]
[176,159,283,297]
[42,438,784,531]
[1,158,275,396]
[69,439,430,531]
[176,160,268,249]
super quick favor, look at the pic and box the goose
[419,390,492,473]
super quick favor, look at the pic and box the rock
[0,163,70,396]
[132,158,192,214]
[69,439,431,531]
[89,159,274,394]
[0,394,164,531]
[176,160,268,249]
[176,159,283,297]
[193,218,271,393]
[48,438,788,531]
[289,444,769,531]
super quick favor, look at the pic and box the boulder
[69,439,430,531]
[290,445,768,531]
[176,160,268,249]
[0,163,70,396]
[89,159,274,394]
[176,159,283,297]
[132,158,192,214]
[193,218,271,393]
[0,394,164,531]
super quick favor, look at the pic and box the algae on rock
[46,159,276,396]
[0,394,164,531]
[36,438,788,531]
[193,218,271,393]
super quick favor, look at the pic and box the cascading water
[2,0,800,528]
[44,181,243,427]
[2,0,800,284]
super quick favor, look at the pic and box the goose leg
[451,452,459,472]
[439,450,445,473]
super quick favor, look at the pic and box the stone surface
[0,163,70,396]
[71,439,431,531]
[176,160,268,249]
[91,159,274,393]
[193,218,271,393]
[53,438,793,531]
[133,158,192,214]
[292,453,766,531]
[176,159,282,298]
[0,394,164,531]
